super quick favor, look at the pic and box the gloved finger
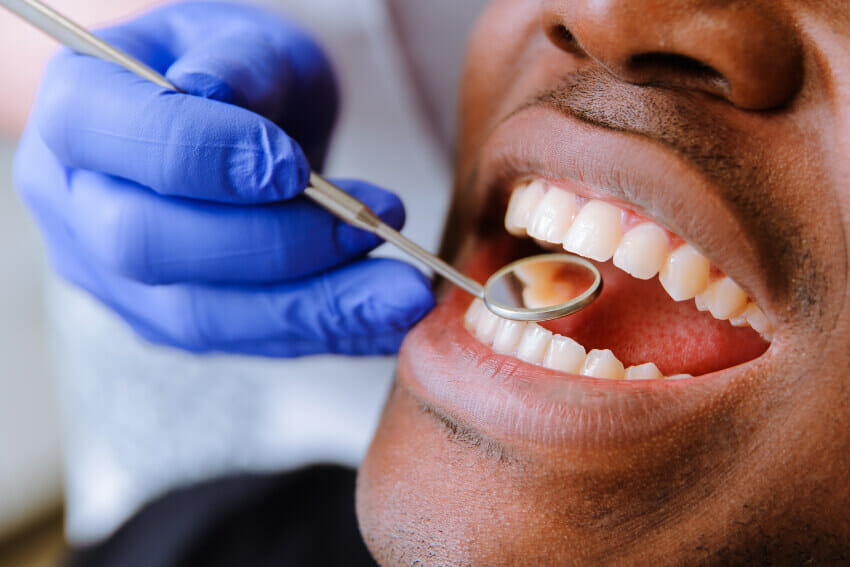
[16,129,409,286]
[51,239,434,356]
[217,329,411,358]
[35,50,308,204]
[16,128,434,356]
[150,12,336,166]
[68,173,406,284]
[98,2,338,167]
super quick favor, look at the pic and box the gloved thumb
[164,20,338,168]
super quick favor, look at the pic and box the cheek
[458,0,540,170]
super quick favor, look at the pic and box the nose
[542,0,803,110]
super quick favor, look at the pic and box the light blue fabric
[14,1,434,357]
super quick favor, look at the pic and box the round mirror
[483,254,603,322]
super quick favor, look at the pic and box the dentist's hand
[14,2,434,356]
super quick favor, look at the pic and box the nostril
[548,23,585,56]
[628,52,730,93]
[630,53,723,81]
[542,1,803,110]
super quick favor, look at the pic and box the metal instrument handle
[306,173,484,298]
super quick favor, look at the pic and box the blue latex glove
[14,2,434,356]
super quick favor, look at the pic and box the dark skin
[357,1,850,565]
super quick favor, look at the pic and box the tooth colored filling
[464,180,774,381]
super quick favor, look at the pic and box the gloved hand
[14,2,434,357]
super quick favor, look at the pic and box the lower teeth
[464,299,693,381]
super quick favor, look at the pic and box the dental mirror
[1,0,604,322]
[483,254,602,322]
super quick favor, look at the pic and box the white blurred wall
[0,138,62,540]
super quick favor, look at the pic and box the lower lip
[398,236,769,448]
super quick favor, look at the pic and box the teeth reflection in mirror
[613,223,669,280]
[505,180,546,235]
[543,335,586,374]
[625,362,663,381]
[697,277,748,320]
[516,324,553,364]
[527,188,579,244]
[581,349,626,380]
[659,244,710,301]
[514,261,563,309]
[563,200,624,262]
[492,319,526,355]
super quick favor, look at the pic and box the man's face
[358,1,850,564]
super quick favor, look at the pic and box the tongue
[540,260,768,376]
[463,235,768,377]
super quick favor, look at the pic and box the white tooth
[613,223,669,280]
[505,180,545,235]
[505,183,529,234]
[492,319,526,355]
[729,313,749,327]
[464,299,484,331]
[659,244,710,301]
[666,374,694,380]
[624,362,663,381]
[527,188,579,244]
[694,293,709,312]
[580,349,626,380]
[543,335,586,373]
[563,200,624,262]
[743,304,773,340]
[516,324,553,365]
[696,277,748,320]
[475,308,502,345]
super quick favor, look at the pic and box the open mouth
[398,106,778,446]
[463,178,771,381]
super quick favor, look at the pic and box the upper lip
[471,104,774,324]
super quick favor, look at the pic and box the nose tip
[542,1,804,110]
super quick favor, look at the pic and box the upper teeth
[505,180,774,340]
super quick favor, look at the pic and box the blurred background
[0,1,484,564]
[0,137,63,566]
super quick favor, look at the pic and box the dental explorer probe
[0,0,602,322]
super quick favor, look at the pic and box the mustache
[522,69,828,323]
[531,68,750,186]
